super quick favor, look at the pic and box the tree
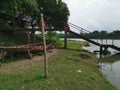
[90,30,100,39]
[112,30,120,39]
[100,31,108,39]
[0,0,70,30]
[0,0,39,28]
[37,0,70,29]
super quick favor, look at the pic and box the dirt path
[0,49,59,73]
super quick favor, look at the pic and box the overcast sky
[63,0,120,32]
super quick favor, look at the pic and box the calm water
[84,39,120,90]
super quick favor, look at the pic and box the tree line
[84,30,120,39]
[58,30,120,39]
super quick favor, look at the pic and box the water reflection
[99,53,120,63]
[99,54,120,90]
[84,40,120,90]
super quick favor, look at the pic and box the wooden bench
[0,47,32,62]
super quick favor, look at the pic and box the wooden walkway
[100,44,120,51]
[69,30,120,51]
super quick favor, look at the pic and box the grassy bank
[0,40,116,90]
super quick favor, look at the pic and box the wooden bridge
[0,22,119,59]
[68,22,120,53]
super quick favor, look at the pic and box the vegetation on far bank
[0,40,116,90]
[58,30,120,39]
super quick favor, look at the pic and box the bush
[46,31,63,47]
[46,31,60,42]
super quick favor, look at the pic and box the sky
[62,0,120,32]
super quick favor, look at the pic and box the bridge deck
[69,30,120,51]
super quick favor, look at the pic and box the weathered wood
[27,50,32,59]
[0,43,53,61]
[1,51,4,63]
[64,30,67,49]
[0,47,29,52]
[30,31,36,44]
[10,53,14,59]
[0,43,53,53]
[0,27,64,32]
[41,13,48,78]
[27,31,31,45]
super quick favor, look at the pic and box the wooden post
[30,31,36,44]
[33,31,36,44]
[101,39,103,44]
[27,49,32,59]
[28,31,30,45]
[2,51,4,63]
[41,13,48,78]
[112,39,114,45]
[64,30,67,49]
[106,39,107,44]
[97,39,98,42]
[10,52,14,59]
[100,46,103,57]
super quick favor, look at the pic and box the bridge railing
[68,22,91,34]
[93,39,117,45]
[68,22,118,46]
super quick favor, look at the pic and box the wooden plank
[0,47,29,52]
[1,51,5,63]
[0,43,53,61]
[0,28,64,32]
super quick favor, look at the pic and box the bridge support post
[64,30,67,49]
[103,46,110,55]
[100,46,103,57]
[104,47,108,51]
[27,31,31,46]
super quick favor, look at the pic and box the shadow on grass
[23,75,46,83]
[0,55,29,64]
[0,51,44,64]
[60,47,91,53]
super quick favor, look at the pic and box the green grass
[0,40,116,90]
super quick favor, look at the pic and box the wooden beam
[100,46,103,57]
[64,30,67,49]
[1,51,5,63]
[0,28,64,32]
[27,50,32,59]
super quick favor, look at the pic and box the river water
[84,39,120,90]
